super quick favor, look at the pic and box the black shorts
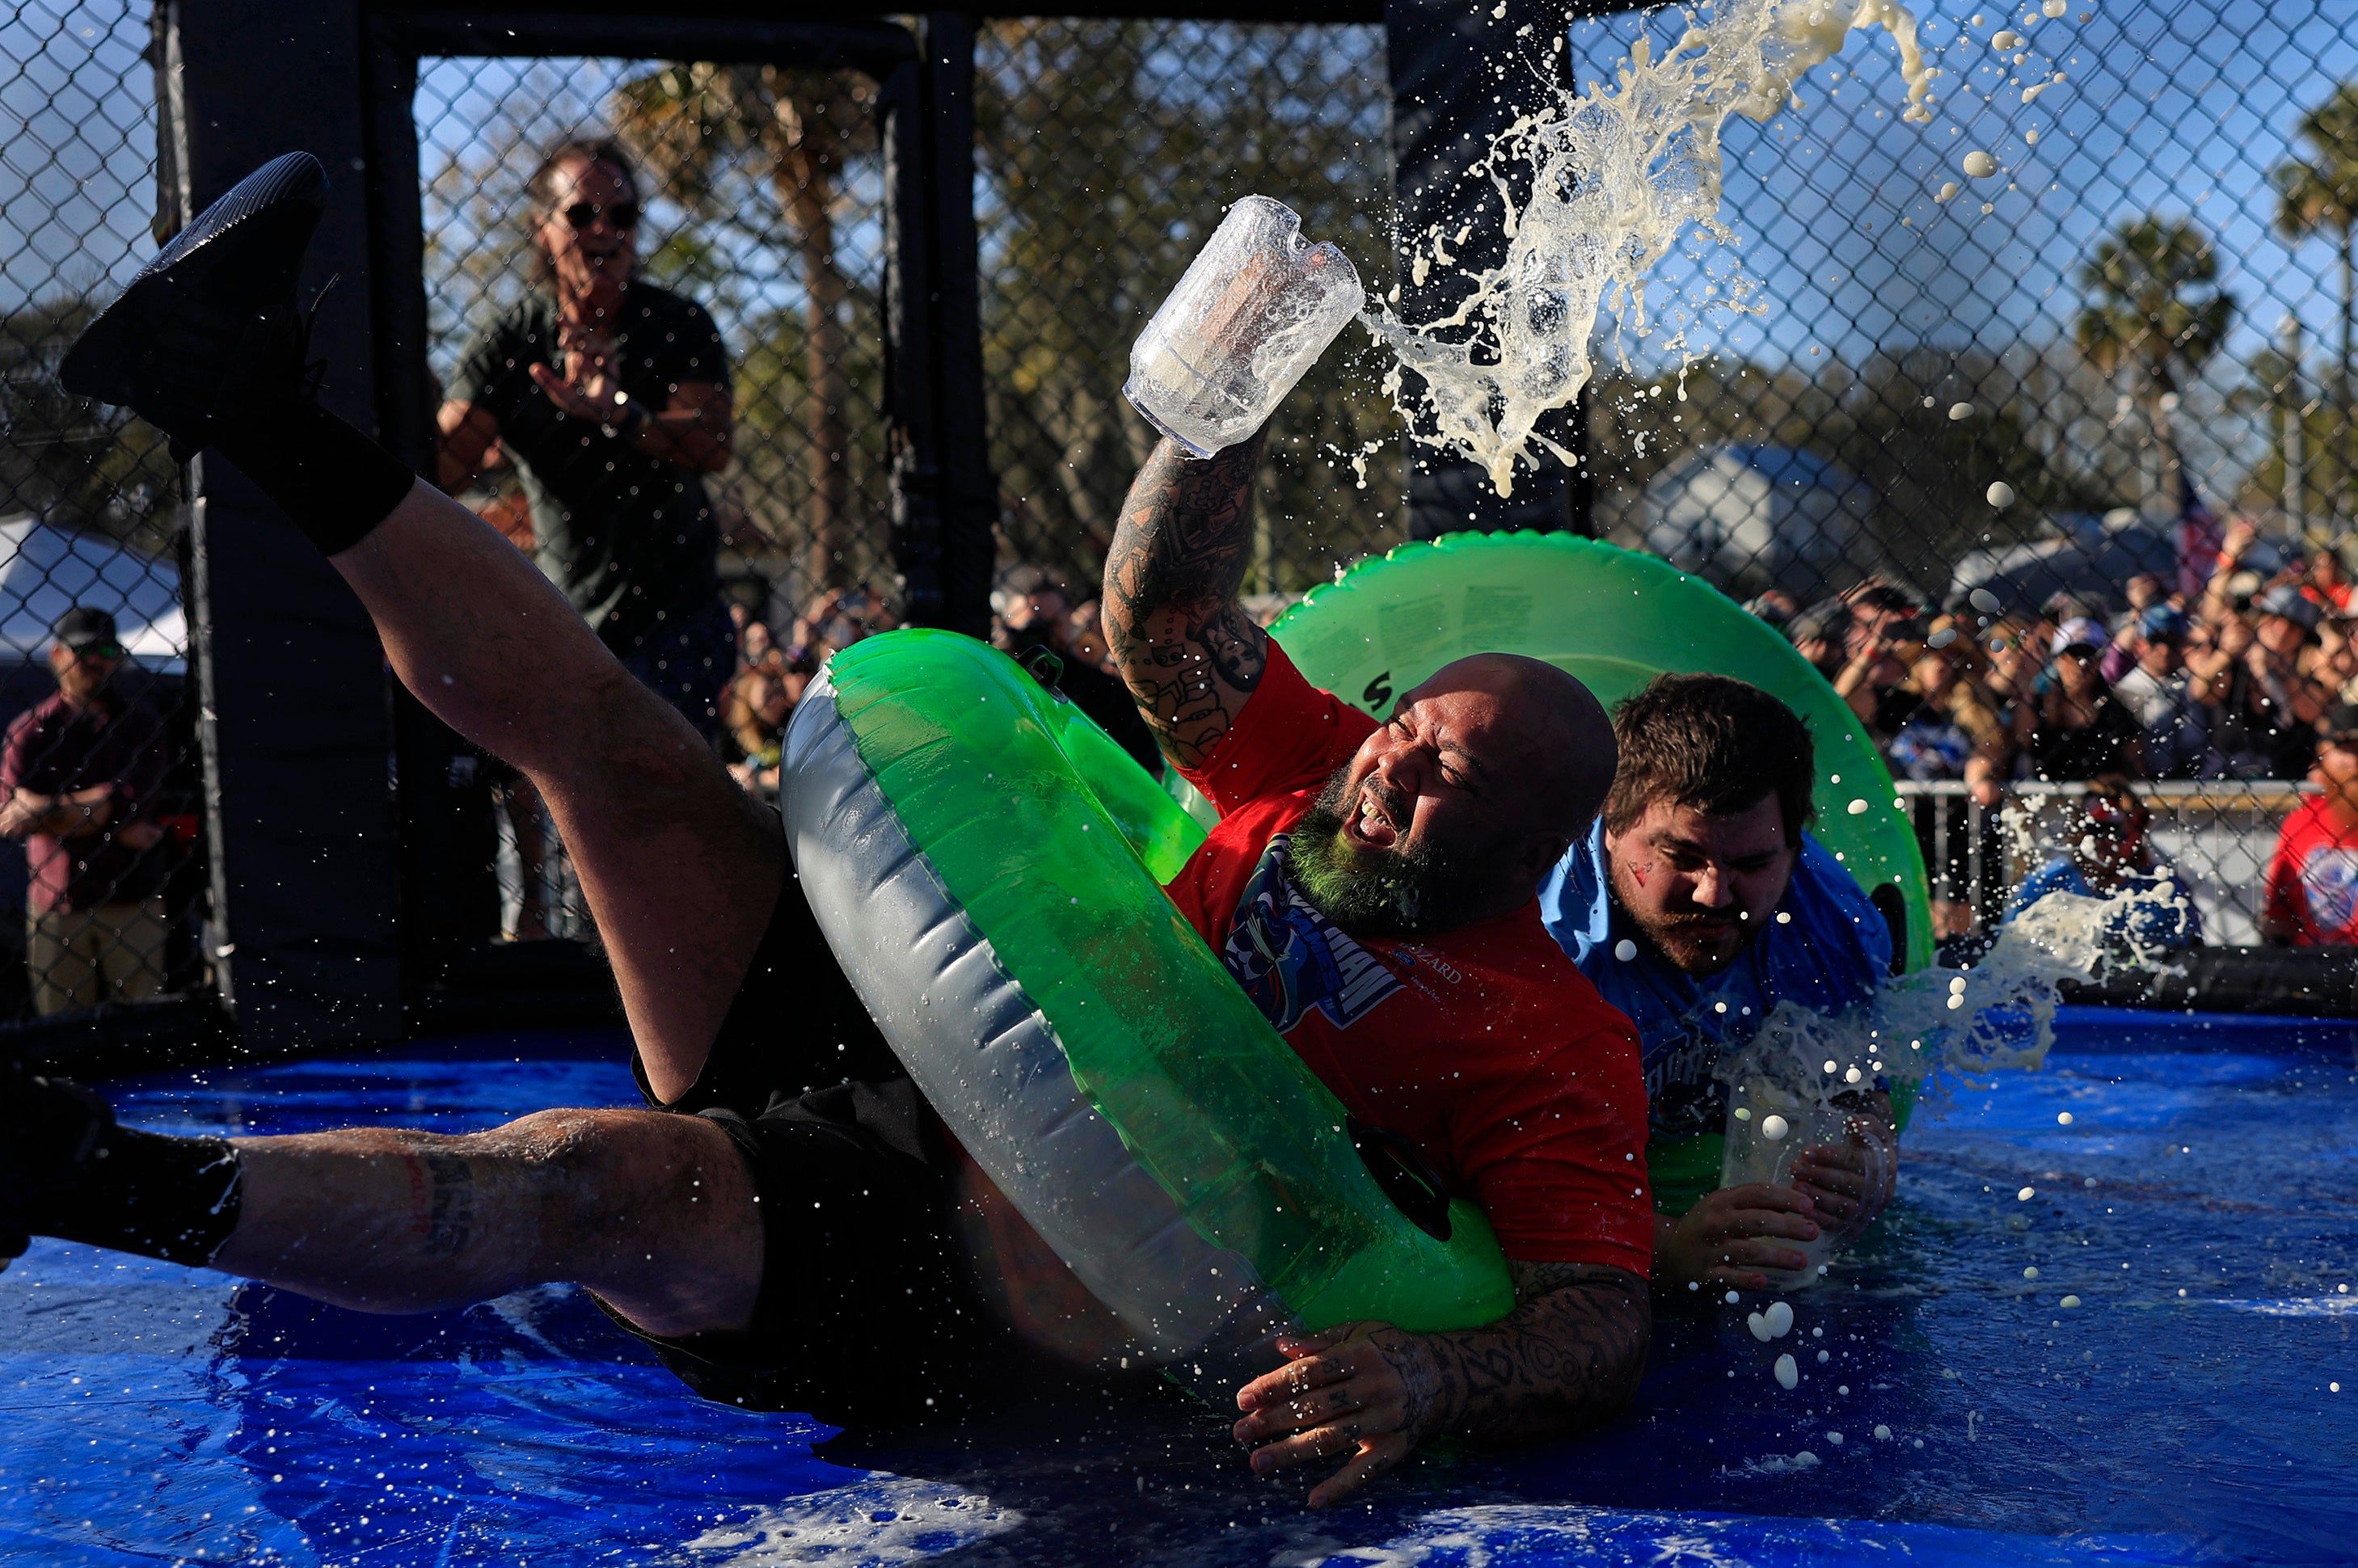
[610,860,1011,1425]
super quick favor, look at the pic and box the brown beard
[1290,764,1504,938]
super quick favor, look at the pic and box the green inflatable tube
[1258,532,1932,1208]
[783,630,1516,1393]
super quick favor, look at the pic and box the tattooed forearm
[1375,1259,1650,1447]
[398,1146,478,1258]
[1102,431,1273,769]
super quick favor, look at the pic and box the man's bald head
[1289,651,1617,938]
[1411,652,1618,839]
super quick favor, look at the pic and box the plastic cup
[1720,1085,1850,1291]
[1124,196,1365,459]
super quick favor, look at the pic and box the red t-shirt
[2265,796,2358,946]
[1164,639,1652,1275]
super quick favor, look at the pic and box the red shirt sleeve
[1449,1014,1654,1276]
[1177,636,1377,816]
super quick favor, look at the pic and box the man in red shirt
[1106,430,1650,1504]
[2263,702,2358,945]
[8,156,1642,1514]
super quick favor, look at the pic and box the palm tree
[611,63,878,591]
[2272,83,2358,520]
[2073,215,2234,522]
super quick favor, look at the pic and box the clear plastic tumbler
[1124,196,1365,459]
[1719,1082,1850,1292]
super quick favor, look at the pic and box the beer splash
[1366,0,1940,495]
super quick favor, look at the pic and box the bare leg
[213,1108,761,1338]
[329,480,781,1100]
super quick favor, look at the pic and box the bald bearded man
[1105,429,1652,1507]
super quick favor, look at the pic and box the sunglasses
[67,642,123,660]
[559,199,640,233]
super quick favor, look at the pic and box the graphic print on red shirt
[1163,639,1653,1276]
[2265,795,2358,946]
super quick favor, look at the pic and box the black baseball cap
[52,606,120,653]
[2320,702,2358,749]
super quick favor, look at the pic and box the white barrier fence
[1893,780,2312,949]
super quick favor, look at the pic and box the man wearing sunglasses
[435,137,737,740]
[0,607,173,1014]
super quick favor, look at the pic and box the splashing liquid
[1721,882,2188,1124]
[1367,0,1938,494]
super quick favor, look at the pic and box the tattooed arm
[1230,1259,1650,1509]
[1101,432,1272,769]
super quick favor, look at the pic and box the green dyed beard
[1291,765,1504,939]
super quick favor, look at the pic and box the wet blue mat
[2,1010,2352,1565]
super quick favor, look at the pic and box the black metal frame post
[158,0,406,1054]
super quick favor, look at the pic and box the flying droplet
[2018,1186,2036,1201]
[1962,149,1998,178]
[1949,976,1968,993]
[1845,1066,1864,1084]
[2060,1295,2082,1308]
[1774,1354,1799,1389]
[1776,911,1792,924]
[2023,1266,2040,1279]
[1614,938,1638,961]
[1761,1115,1791,1142]
[1936,180,1959,202]
[1823,1060,1839,1074]
[2042,0,2065,13]
[1970,588,2002,613]
[1949,401,1975,420]
[1847,797,1869,815]
[2056,1111,2074,1125]
[1874,1424,1893,1440]
[1826,1431,1845,1446]
[1749,1311,1774,1342]
[1990,28,2021,47]
[1735,1106,1753,1121]
[1928,626,1958,648]
[1986,480,2017,507]
[1764,1300,1794,1337]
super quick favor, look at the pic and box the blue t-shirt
[1538,822,1892,1144]
[2001,857,2202,949]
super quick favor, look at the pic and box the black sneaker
[59,150,328,453]
[0,1049,117,1266]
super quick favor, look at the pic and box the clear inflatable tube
[782,631,1516,1396]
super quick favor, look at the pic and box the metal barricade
[1896,778,2313,946]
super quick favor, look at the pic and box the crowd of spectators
[1748,516,2358,945]
[1751,516,2358,794]
[712,567,1158,799]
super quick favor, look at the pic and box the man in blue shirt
[1540,674,1898,1295]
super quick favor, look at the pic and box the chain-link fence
[976,18,1403,601]
[0,0,206,1021]
[1542,0,2358,945]
[13,0,2358,971]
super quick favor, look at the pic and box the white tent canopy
[1642,444,1903,598]
[0,515,185,668]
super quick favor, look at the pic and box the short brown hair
[1604,673,1816,842]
